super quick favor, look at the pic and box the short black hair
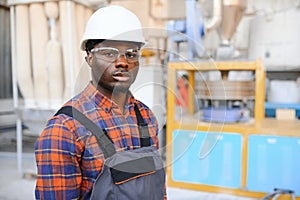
[85,39,104,53]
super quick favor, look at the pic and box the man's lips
[112,71,130,82]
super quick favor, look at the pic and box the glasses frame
[90,47,141,63]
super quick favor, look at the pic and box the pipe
[10,5,18,110]
[59,0,75,100]
[67,0,75,99]
[10,5,23,176]
[220,0,247,45]
[205,0,222,33]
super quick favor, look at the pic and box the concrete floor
[0,152,36,200]
[0,128,258,200]
[0,154,258,200]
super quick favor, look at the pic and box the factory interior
[0,0,300,199]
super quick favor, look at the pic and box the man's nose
[115,54,128,68]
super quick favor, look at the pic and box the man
[35,5,166,200]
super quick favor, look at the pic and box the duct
[185,0,205,59]
[220,0,247,45]
[205,0,222,33]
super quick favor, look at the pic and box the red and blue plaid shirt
[35,82,160,199]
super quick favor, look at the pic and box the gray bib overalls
[56,105,165,200]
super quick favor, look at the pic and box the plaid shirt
[35,82,161,200]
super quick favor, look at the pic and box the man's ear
[85,53,93,66]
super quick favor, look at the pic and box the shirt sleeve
[35,115,83,200]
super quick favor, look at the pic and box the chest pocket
[55,105,165,200]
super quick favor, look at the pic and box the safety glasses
[91,47,140,63]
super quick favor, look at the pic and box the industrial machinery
[166,59,300,200]
[167,0,252,123]
[165,1,300,199]
[167,0,247,60]
[195,70,254,123]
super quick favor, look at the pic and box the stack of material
[196,80,255,100]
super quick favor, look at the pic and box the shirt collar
[83,82,137,113]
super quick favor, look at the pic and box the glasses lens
[93,48,119,62]
[125,49,140,63]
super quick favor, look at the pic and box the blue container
[247,135,300,195]
[172,130,242,188]
[202,107,248,123]
[265,102,300,118]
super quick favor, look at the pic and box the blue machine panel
[172,130,242,188]
[247,135,300,195]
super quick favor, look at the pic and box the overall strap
[133,104,150,147]
[55,106,116,158]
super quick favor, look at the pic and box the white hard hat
[80,5,146,51]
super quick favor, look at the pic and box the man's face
[87,40,140,96]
